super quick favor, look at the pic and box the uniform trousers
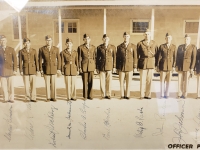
[99,70,112,97]
[160,71,172,97]
[64,75,76,100]
[178,71,190,97]
[139,69,153,98]
[82,72,93,98]
[119,71,133,97]
[0,76,14,101]
[197,74,200,97]
[44,74,57,99]
[23,75,36,100]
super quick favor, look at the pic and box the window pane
[185,22,199,33]
[12,15,27,39]
[73,28,77,33]
[73,22,77,27]
[132,21,149,33]
[68,23,72,28]
[68,28,72,33]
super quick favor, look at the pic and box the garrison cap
[66,38,73,43]
[144,28,151,33]
[23,37,30,43]
[102,34,109,38]
[83,34,90,39]
[0,35,6,40]
[166,33,172,37]
[123,32,130,36]
[45,35,52,40]
[184,34,190,38]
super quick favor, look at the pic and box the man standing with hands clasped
[96,34,116,99]
[116,32,137,99]
[19,38,39,102]
[137,28,159,100]
[157,33,176,99]
[78,34,96,100]
[176,34,196,99]
[0,35,17,103]
[39,35,61,102]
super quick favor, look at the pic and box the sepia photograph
[1,0,200,149]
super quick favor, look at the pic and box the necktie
[86,45,89,49]
[48,46,51,51]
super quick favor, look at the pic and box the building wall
[1,7,200,53]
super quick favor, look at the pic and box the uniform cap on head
[45,35,52,40]
[184,34,190,38]
[123,32,130,36]
[23,37,30,43]
[66,38,73,43]
[103,34,109,38]
[0,35,6,40]
[166,32,172,37]
[83,34,90,39]
[144,28,151,33]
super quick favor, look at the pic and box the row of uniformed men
[0,29,199,103]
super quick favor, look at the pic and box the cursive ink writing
[25,102,34,140]
[45,105,59,148]
[134,107,146,138]
[193,108,200,143]
[102,108,111,140]
[79,101,89,140]
[172,100,187,144]
[4,105,13,142]
[66,100,72,139]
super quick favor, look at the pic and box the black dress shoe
[71,98,77,101]
[87,97,93,100]
[51,98,57,102]
[46,99,50,102]
[31,100,37,102]
[126,97,130,100]
[144,97,151,99]
[165,96,169,99]
[180,95,184,98]
[105,96,111,99]
[8,100,14,103]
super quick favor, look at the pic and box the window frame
[183,20,199,35]
[11,13,28,41]
[130,19,151,35]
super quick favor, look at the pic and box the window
[184,20,199,34]
[55,21,65,33]
[12,15,27,39]
[131,20,150,34]
[68,22,77,33]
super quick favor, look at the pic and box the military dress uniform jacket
[116,43,137,71]
[157,44,176,71]
[195,49,200,74]
[39,46,61,74]
[19,48,39,75]
[60,49,78,76]
[0,46,17,77]
[176,44,196,71]
[137,40,159,69]
[96,44,116,71]
[77,44,96,72]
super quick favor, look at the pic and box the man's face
[24,41,31,50]
[46,38,53,46]
[165,36,172,44]
[66,42,73,49]
[102,37,110,45]
[144,32,151,40]
[83,37,91,45]
[123,35,130,43]
[185,37,191,45]
[0,38,7,47]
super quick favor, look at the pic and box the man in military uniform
[61,38,79,101]
[78,34,96,100]
[0,35,17,103]
[96,34,116,99]
[39,35,61,102]
[116,32,137,99]
[19,38,39,102]
[157,33,176,99]
[137,29,159,99]
[176,34,196,99]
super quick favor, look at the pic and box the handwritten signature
[25,102,34,140]
[193,108,200,143]
[79,101,89,140]
[134,107,146,138]
[66,100,72,139]
[45,105,59,148]
[172,100,187,144]
[4,105,13,142]
[103,108,111,140]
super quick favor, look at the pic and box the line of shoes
[3,100,14,103]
